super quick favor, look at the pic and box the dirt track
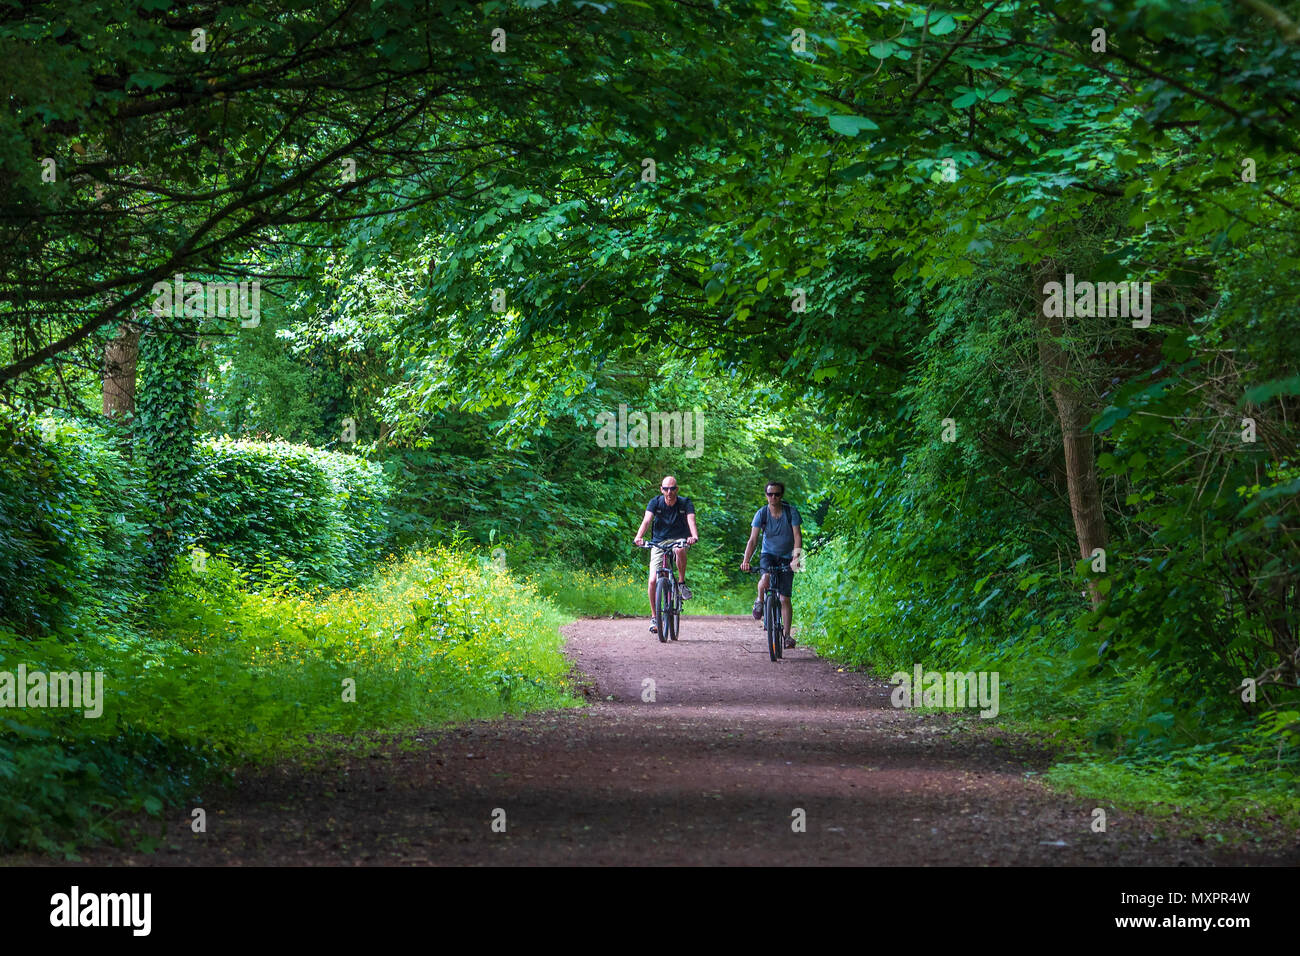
[27,615,1300,865]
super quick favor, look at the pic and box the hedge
[0,416,149,637]
[0,416,393,638]
[190,438,391,588]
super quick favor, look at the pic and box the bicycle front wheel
[765,597,779,662]
[656,576,671,643]
[669,585,681,641]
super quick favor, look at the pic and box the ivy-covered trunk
[136,318,200,583]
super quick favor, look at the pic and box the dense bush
[190,438,391,589]
[0,418,394,642]
[800,499,1077,687]
[0,415,149,638]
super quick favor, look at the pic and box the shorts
[760,553,794,598]
[649,538,689,572]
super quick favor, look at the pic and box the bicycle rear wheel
[656,574,670,643]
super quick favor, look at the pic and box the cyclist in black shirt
[633,476,700,632]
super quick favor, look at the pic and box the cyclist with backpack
[740,480,802,649]
[633,476,699,633]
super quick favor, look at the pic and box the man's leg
[777,567,795,646]
[753,571,769,621]
[674,544,696,599]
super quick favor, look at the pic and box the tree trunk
[102,319,141,418]
[1034,262,1109,607]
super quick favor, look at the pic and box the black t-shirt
[646,494,695,544]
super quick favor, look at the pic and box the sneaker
[679,581,693,601]
[649,619,658,634]
[784,635,796,649]
[752,599,763,620]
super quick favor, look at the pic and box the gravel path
[26,615,1300,865]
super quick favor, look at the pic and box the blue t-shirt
[647,495,695,544]
[753,503,801,558]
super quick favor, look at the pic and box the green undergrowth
[1002,657,1300,844]
[148,547,579,751]
[0,546,578,856]
[805,633,1300,844]
[797,529,1300,846]
[1036,756,1300,847]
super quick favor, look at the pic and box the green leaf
[828,114,879,137]
[1093,405,1131,432]
[126,71,170,91]
[928,15,957,36]
[1244,375,1300,405]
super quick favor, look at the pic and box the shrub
[0,415,149,638]
[144,547,578,755]
[190,438,391,588]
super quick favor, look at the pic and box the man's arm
[633,510,654,546]
[686,511,699,544]
[791,525,804,571]
[740,527,760,570]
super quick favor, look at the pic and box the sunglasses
[661,486,678,492]
[765,491,782,497]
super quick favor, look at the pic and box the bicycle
[744,560,793,662]
[638,540,691,642]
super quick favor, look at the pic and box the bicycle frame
[639,541,690,642]
[746,561,792,661]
